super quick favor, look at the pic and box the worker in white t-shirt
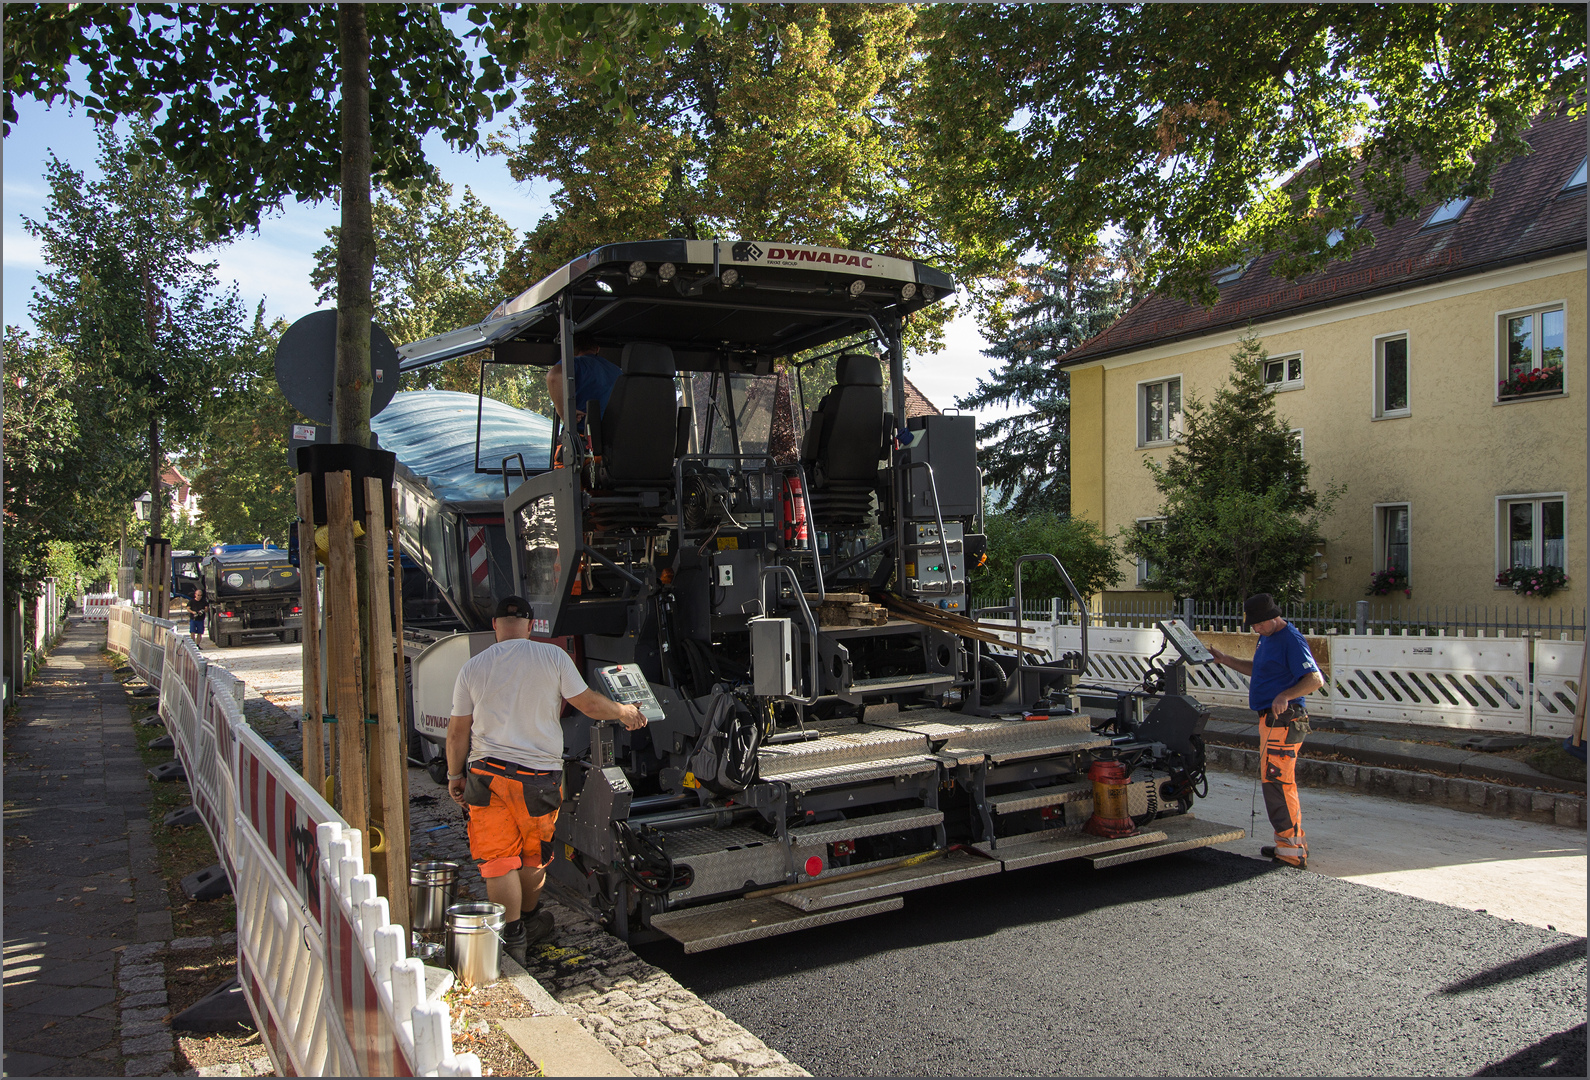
[446,596,646,961]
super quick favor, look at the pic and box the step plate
[788,808,945,849]
[759,754,940,793]
[1087,815,1247,869]
[977,828,1169,871]
[649,895,903,954]
[774,849,1002,912]
[987,781,1091,815]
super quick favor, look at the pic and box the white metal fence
[984,616,1582,738]
[118,604,482,1076]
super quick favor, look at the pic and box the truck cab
[200,547,304,647]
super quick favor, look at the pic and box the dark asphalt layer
[637,848,1588,1077]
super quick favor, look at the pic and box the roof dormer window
[1563,157,1587,193]
[1213,260,1249,285]
[1422,196,1471,229]
[1326,214,1368,247]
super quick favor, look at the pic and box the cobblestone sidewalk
[2,620,180,1077]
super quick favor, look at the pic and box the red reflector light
[221,611,234,618]
[804,855,824,878]
[290,606,302,614]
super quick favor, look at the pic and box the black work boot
[522,904,556,946]
[500,919,529,966]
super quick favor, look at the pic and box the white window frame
[1495,492,1567,578]
[1373,502,1411,581]
[1262,352,1304,393]
[1372,331,1411,419]
[1289,428,1304,455]
[1422,196,1471,229]
[1563,157,1587,193]
[1137,374,1184,448]
[1135,517,1166,585]
[1495,301,1567,402]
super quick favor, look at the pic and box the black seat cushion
[602,343,678,485]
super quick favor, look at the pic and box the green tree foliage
[310,181,522,397]
[976,513,1123,604]
[188,309,306,547]
[917,4,1586,307]
[22,120,246,545]
[2,329,131,594]
[957,239,1147,515]
[492,3,955,352]
[1122,333,1342,604]
[3,3,746,445]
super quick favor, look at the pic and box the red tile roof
[1060,111,1586,367]
[902,375,941,418]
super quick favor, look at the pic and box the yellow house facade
[1062,112,1586,612]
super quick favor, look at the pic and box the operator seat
[800,353,887,527]
[588,342,687,530]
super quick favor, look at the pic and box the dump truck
[378,239,1242,951]
[200,546,304,647]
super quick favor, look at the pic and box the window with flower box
[1497,494,1565,573]
[1497,304,1565,401]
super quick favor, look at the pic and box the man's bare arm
[1208,647,1254,677]
[446,713,472,805]
[568,687,646,731]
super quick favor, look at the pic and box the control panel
[594,663,668,723]
[902,520,966,610]
[1157,618,1214,665]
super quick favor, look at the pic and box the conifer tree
[1123,332,1342,603]
[957,243,1142,515]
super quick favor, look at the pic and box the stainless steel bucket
[409,861,460,931]
[446,901,505,987]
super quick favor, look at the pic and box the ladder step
[975,828,1169,871]
[788,808,944,847]
[773,848,1001,912]
[648,894,902,954]
[987,781,1091,815]
[1087,815,1247,869]
[757,755,940,793]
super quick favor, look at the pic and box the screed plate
[649,895,903,953]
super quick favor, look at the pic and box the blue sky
[2,92,1003,419]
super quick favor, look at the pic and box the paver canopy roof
[1060,111,1586,368]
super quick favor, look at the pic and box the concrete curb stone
[1205,743,1589,827]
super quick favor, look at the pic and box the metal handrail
[760,565,821,706]
[901,460,954,599]
[1013,553,1089,677]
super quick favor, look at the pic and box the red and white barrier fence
[81,593,119,621]
[135,609,480,1075]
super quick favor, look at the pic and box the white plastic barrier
[1014,618,1566,734]
[1531,639,1585,739]
[107,603,136,655]
[81,593,118,621]
[128,616,176,689]
[159,626,480,1076]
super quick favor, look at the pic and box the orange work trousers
[1259,706,1310,865]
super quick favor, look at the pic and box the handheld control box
[1157,618,1214,665]
[594,663,668,723]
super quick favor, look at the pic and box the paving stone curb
[1206,744,1588,828]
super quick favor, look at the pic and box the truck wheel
[221,632,235,648]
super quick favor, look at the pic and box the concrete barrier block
[1553,797,1580,828]
[1530,791,1555,815]
[1465,780,1489,808]
[1392,771,1414,798]
[1338,764,1358,787]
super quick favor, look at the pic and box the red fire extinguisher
[781,475,810,550]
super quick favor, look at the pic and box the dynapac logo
[734,242,874,268]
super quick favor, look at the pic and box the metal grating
[978,828,1170,872]
[788,808,944,847]
[648,894,903,953]
[987,781,1092,815]
[773,849,1002,912]
[758,726,930,778]
[1086,815,1246,869]
[763,754,941,792]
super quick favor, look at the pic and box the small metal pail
[446,901,506,987]
[409,861,460,931]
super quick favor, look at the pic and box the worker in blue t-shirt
[545,332,621,428]
[1207,592,1323,869]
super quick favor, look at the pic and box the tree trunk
[335,3,375,448]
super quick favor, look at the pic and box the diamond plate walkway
[3,619,177,1077]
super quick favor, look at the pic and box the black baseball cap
[494,596,531,620]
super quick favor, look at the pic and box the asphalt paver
[639,845,1587,1077]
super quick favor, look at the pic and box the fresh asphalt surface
[638,844,1587,1077]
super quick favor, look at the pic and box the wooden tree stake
[293,476,326,792]
[325,470,369,862]
[366,477,411,930]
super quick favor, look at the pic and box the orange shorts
[462,761,562,878]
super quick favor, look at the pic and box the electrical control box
[902,520,966,610]
[709,548,764,618]
[593,663,668,724]
[900,415,979,518]
[749,617,795,697]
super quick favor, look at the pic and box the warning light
[804,855,824,878]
